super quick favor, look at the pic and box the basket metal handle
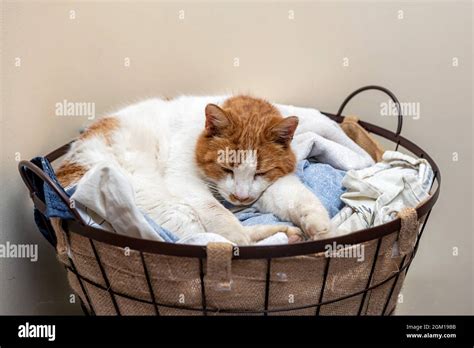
[336,85,403,136]
[18,160,84,222]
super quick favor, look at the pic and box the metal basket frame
[18,86,441,316]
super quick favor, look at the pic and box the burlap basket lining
[50,207,420,316]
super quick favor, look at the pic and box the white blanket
[71,165,163,241]
[275,103,374,170]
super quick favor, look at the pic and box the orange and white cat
[57,95,331,245]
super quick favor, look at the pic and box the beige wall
[1,0,472,314]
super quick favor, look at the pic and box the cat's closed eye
[222,167,233,174]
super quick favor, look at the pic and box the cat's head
[195,96,298,206]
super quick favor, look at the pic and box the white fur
[62,96,331,244]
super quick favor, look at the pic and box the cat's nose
[236,194,249,201]
[231,193,250,202]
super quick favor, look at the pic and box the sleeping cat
[56,95,331,245]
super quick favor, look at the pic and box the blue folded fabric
[29,157,346,244]
[28,157,75,246]
[296,160,346,218]
[30,157,75,220]
[142,212,179,243]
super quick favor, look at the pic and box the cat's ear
[205,104,230,136]
[270,116,299,145]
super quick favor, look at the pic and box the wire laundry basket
[18,86,440,316]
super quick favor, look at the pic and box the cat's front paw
[285,226,304,244]
[300,211,333,240]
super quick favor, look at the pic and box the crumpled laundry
[70,164,173,242]
[275,103,375,170]
[177,231,289,246]
[331,151,434,235]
